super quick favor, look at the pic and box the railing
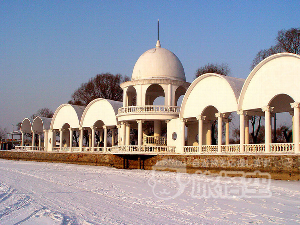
[221,144,240,153]
[111,145,176,153]
[244,144,265,153]
[14,146,45,151]
[144,135,167,146]
[61,147,70,152]
[92,147,105,152]
[270,143,294,153]
[52,147,60,152]
[71,147,81,152]
[118,105,180,115]
[82,147,90,152]
[12,143,300,154]
[202,145,218,153]
[184,146,200,153]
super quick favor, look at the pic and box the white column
[167,84,172,106]
[91,126,95,152]
[225,118,231,145]
[121,122,126,146]
[44,130,48,151]
[262,106,272,153]
[59,129,63,151]
[38,134,41,149]
[125,123,130,145]
[111,129,115,146]
[123,87,128,107]
[245,116,249,144]
[216,113,223,153]
[103,126,107,151]
[117,123,123,146]
[238,110,245,153]
[69,128,73,151]
[206,121,212,145]
[79,128,83,151]
[137,120,143,146]
[32,131,35,148]
[291,112,295,144]
[88,129,92,148]
[136,85,143,106]
[197,116,205,152]
[179,118,186,153]
[21,132,24,146]
[48,130,54,152]
[291,102,300,153]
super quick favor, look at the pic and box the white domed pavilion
[18,33,300,156]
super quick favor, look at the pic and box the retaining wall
[0,151,300,180]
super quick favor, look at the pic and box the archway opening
[126,86,137,106]
[94,120,105,147]
[175,86,186,106]
[61,123,71,148]
[269,94,294,143]
[202,106,218,145]
[146,84,165,105]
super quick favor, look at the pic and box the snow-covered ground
[0,159,300,224]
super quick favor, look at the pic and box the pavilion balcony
[117,105,180,115]
[143,135,167,146]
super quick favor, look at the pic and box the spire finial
[158,19,159,41]
[156,19,161,48]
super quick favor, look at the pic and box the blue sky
[1,0,300,131]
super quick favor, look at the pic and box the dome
[132,41,186,81]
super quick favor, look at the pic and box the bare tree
[195,63,230,78]
[277,28,300,54]
[251,45,282,69]
[250,116,264,144]
[0,127,7,141]
[251,27,300,69]
[69,73,130,106]
[31,108,54,120]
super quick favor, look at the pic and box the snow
[0,159,300,224]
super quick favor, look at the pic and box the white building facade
[17,40,300,155]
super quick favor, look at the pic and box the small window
[172,132,177,140]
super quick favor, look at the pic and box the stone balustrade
[118,105,180,115]
[13,143,298,155]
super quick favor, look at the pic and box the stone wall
[1,151,300,180]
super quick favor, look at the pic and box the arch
[62,123,70,129]
[32,116,51,133]
[180,73,244,119]
[126,86,137,106]
[145,84,165,105]
[202,105,219,120]
[21,118,32,133]
[269,94,294,113]
[94,120,105,129]
[175,86,186,106]
[51,104,85,129]
[80,98,122,128]
[238,53,300,111]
